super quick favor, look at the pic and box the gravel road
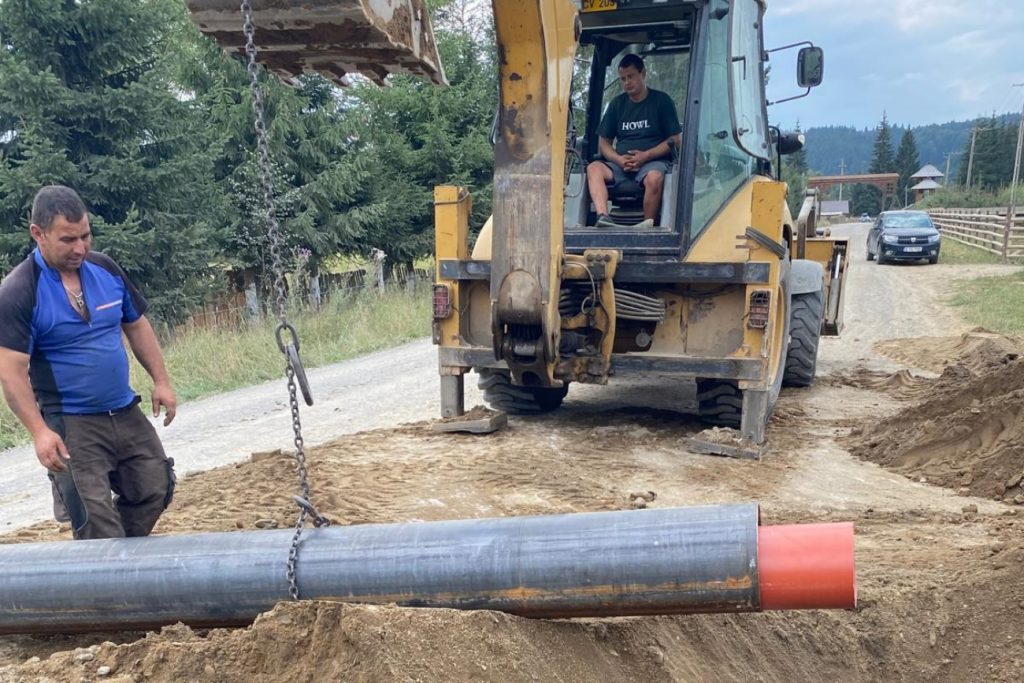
[0,338,480,531]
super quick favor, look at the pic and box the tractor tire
[696,258,791,433]
[477,368,568,414]
[783,287,825,387]
[696,379,743,428]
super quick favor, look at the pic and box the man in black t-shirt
[586,53,682,228]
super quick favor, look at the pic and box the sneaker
[595,213,617,228]
[634,218,655,229]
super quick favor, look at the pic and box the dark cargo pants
[45,399,176,540]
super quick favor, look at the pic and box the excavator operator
[586,53,682,229]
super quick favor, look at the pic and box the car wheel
[866,242,875,261]
[876,248,886,265]
[928,254,939,264]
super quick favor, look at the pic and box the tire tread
[783,288,825,387]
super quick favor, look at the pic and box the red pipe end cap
[758,522,856,611]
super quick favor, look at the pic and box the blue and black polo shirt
[0,248,148,415]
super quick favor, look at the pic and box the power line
[991,83,1018,119]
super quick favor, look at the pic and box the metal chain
[240,0,330,602]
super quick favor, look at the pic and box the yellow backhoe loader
[187,0,848,449]
[432,0,847,447]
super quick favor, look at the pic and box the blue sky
[762,0,1024,130]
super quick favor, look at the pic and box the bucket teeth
[185,0,447,86]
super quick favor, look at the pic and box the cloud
[764,0,1024,127]
[771,0,1017,33]
[943,78,992,106]
[937,29,1006,61]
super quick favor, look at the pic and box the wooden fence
[927,207,1024,259]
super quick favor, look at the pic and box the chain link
[240,0,330,602]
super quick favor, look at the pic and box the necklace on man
[65,286,85,311]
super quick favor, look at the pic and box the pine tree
[955,116,1020,191]
[868,114,895,174]
[0,0,223,321]
[974,116,1001,190]
[894,129,920,207]
[851,114,896,215]
[341,10,498,270]
[170,25,394,305]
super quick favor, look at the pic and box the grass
[936,238,1008,265]
[936,238,1024,334]
[951,270,1024,335]
[0,286,431,450]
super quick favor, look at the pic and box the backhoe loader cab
[434,0,848,447]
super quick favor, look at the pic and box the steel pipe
[0,505,855,634]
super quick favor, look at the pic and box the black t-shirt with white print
[598,89,681,159]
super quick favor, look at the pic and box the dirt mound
[874,328,1023,374]
[830,368,932,401]
[845,348,1024,502]
[0,601,881,683]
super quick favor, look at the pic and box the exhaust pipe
[0,504,855,634]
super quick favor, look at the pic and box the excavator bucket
[185,0,447,86]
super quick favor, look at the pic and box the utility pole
[966,127,979,189]
[838,158,846,201]
[944,152,959,184]
[1006,84,1024,260]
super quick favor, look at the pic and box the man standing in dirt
[0,185,177,540]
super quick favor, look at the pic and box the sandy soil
[2,223,1024,682]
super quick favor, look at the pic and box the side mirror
[797,47,824,88]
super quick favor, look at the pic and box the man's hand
[623,149,648,171]
[33,428,70,473]
[152,382,177,426]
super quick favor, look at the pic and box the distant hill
[800,113,1020,178]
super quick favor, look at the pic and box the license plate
[582,0,617,12]
[903,246,922,252]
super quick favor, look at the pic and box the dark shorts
[600,159,670,187]
[45,398,175,540]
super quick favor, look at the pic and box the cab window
[691,0,756,238]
